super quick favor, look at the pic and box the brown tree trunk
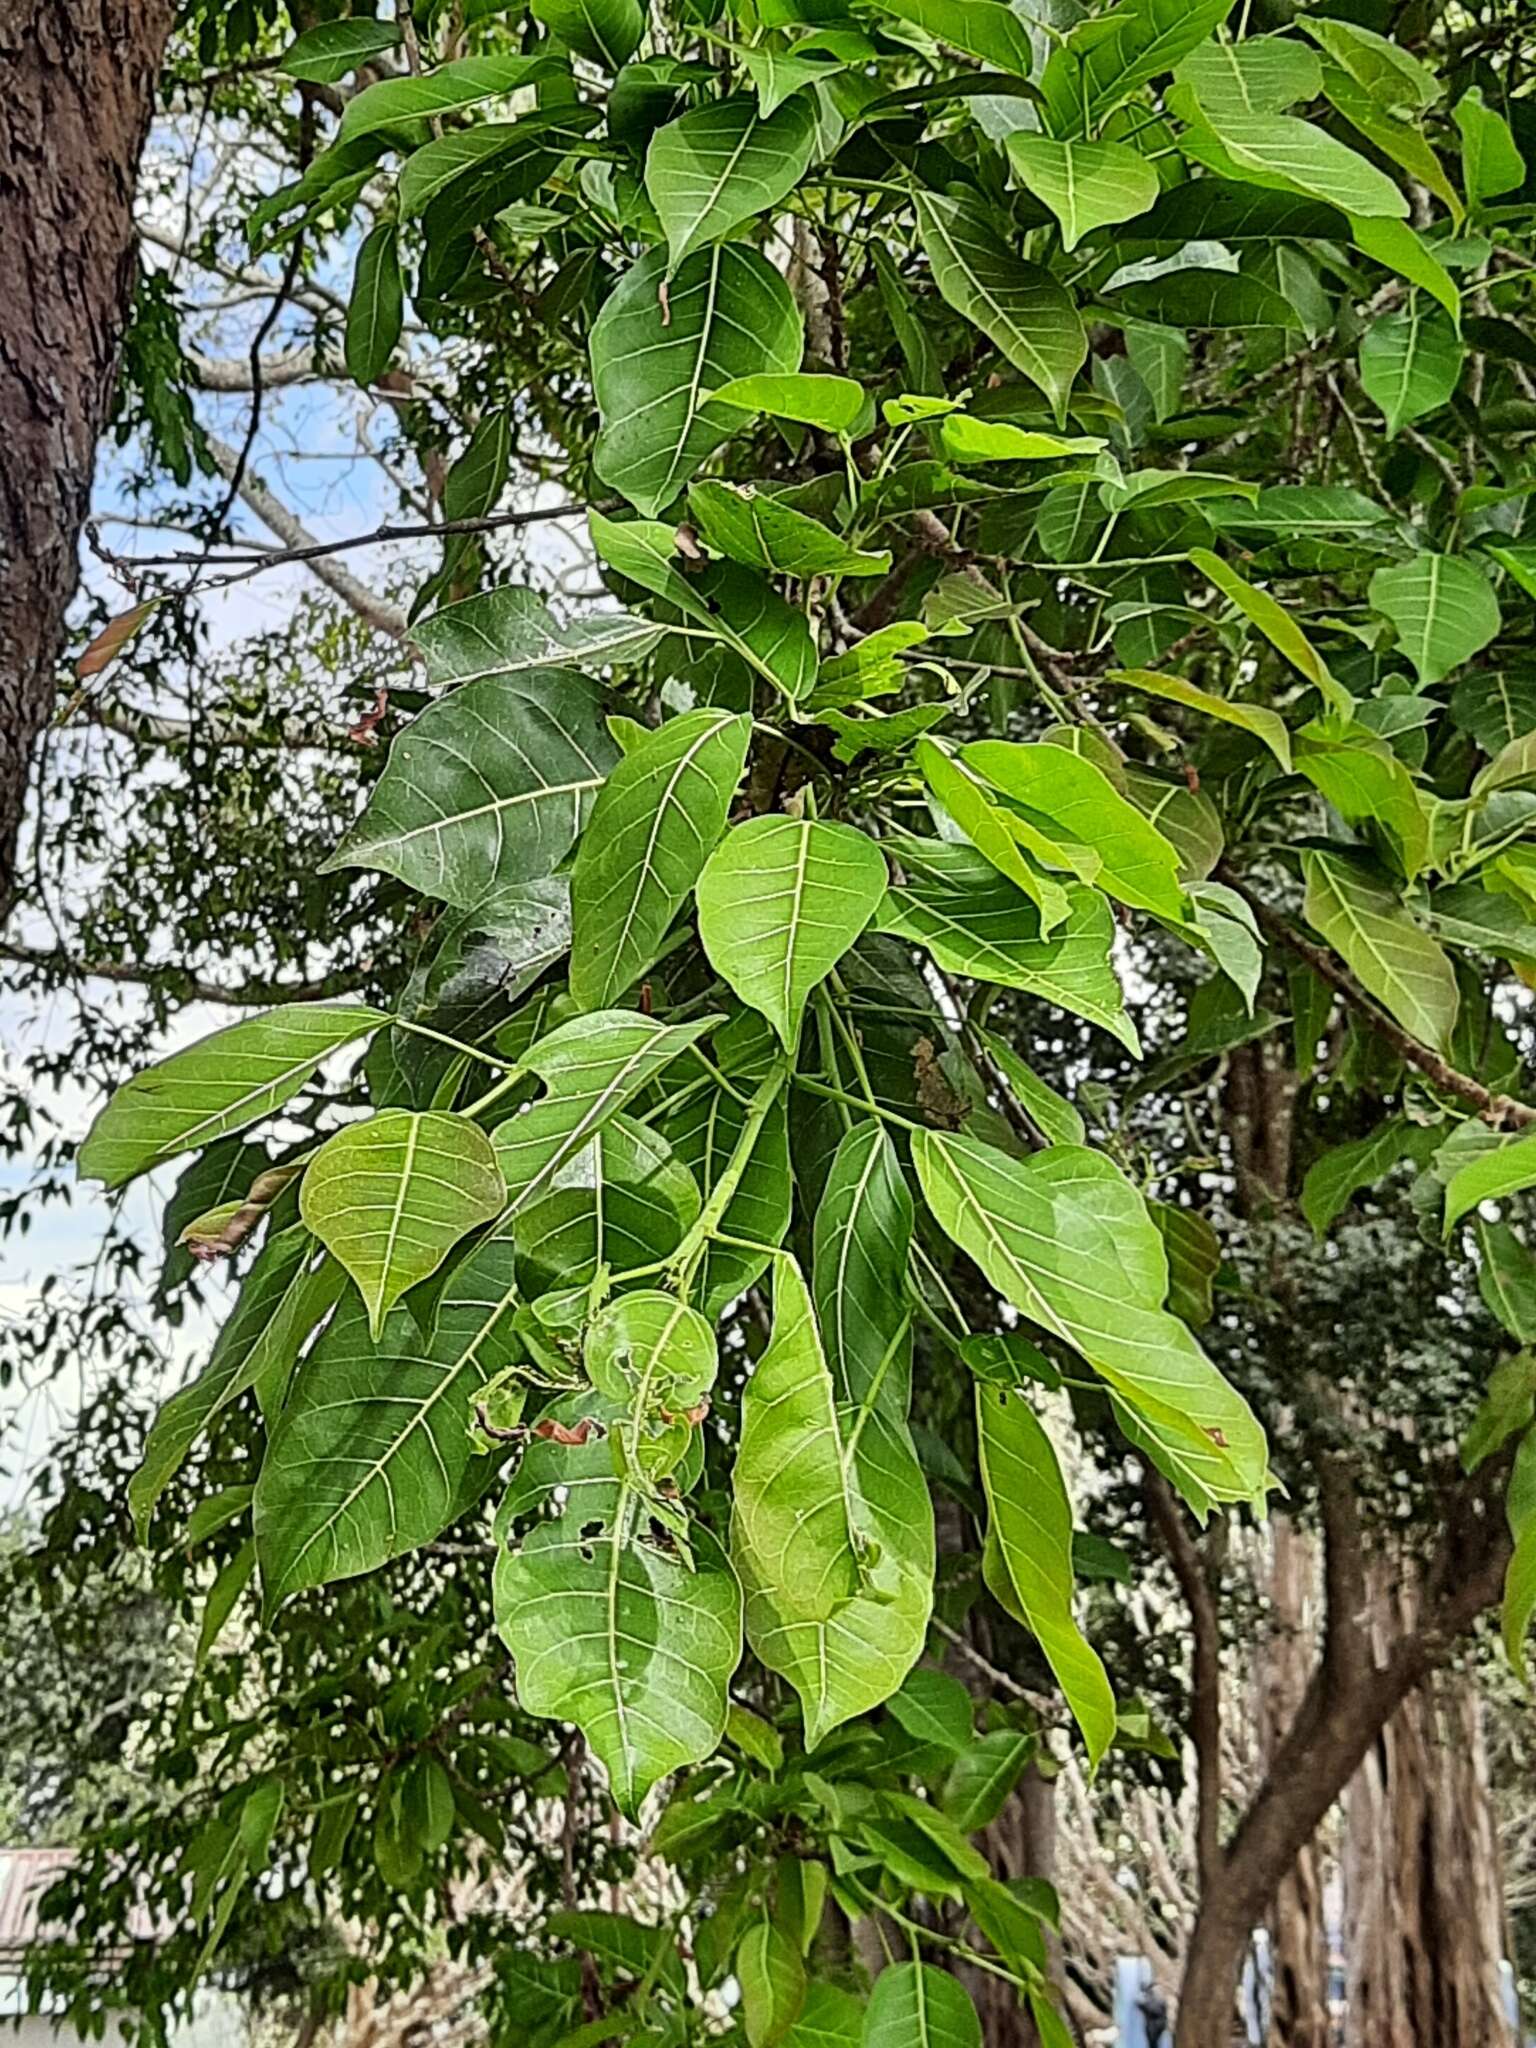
[0,0,174,905]
[1344,1573,1511,2048]
[1260,1521,1332,2048]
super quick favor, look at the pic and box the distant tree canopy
[5,0,1536,2043]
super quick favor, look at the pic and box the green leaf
[1176,100,1408,218]
[1294,726,1430,880]
[345,223,404,386]
[977,1388,1115,1767]
[866,0,1033,76]
[812,1121,914,1418]
[585,1289,718,1475]
[1359,307,1463,436]
[666,1081,792,1317]
[687,482,890,578]
[494,1011,720,1214]
[913,1130,1270,1511]
[1455,87,1526,207]
[877,845,1139,1054]
[1187,547,1344,709]
[533,0,644,68]
[494,1391,742,1814]
[978,1032,1085,1148]
[1110,667,1292,770]
[709,372,868,434]
[914,193,1087,419]
[646,95,817,271]
[300,1110,506,1336]
[916,740,1072,938]
[1042,0,1235,134]
[1301,848,1458,1053]
[1175,33,1322,116]
[1463,1353,1536,1476]
[1444,1129,1536,1233]
[934,416,1105,464]
[942,1730,1034,1831]
[1369,553,1502,688]
[738,1920,806,2047]
[1350,216,1460,328]
[277,19,399,84]
[79,1003,388,1189]
[1477,1219,1536,1344]
[699,818,887,1049]
[592,244,803,517]
[130,1228,342,1540]
[863,1963,980,2048]
[963,739,1185,920]
[341,55,556,140]
[887,1668,973,1754]
[323,670,615,909]
[569,709,752,1010]
[731,1257,932,1746]
[255,1235,524,1604]
[1151,1201,1220,1326]
[1004,136,1159,252]
[1504,1519,1536,1686]
[1299,1115,1438,1235]
[414,584,663,681]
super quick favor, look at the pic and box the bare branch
[0,939,367,1006]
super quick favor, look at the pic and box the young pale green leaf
[301,1110,505,1336]
[130,1228,341,1540]
[697,819,886,1050]
[913,1130,1270,1512]
[1187,547,1346,710]
[1004,136,1160,252]
[737,1920,806,2047]
[708,372,868,434]
[494,1391,742,1814]
[963,739,1185,920]
[731,1257,932,1745]
[646,94,817,271]
[1301,848,1458,1053]
[916,740,1073,937]
[877,846,1139,1054]
[569,709,752,1011]
[1444,1128,1536,1233]
[979,1032,1085,1148]
[914,192,1086,418]
[1110,668,1292,771]
[1174,33,1322,116]
[79,1003,389,1189]
[532,0,644,68]
[339,54,555,140]
[1369,552,1502,688]
[863,1963,980,2048]
[977,1388,1116,1767]
[687,482,890,578]
[1359,306,1463,436]
[345,223,404,387]
[494,1011,720,1213]
[255,1237,523,1606]
[323,671,616,909]
[1350,216,1460,327]
[592,244,803,518]
[1294,727,1430,880]
[585,1289,718,1475]
[935,416,1105,464]
[813,1121,913,1416]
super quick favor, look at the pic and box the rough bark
[1259,1521,1331,2048]
[1344,1571,1510,2048]
[0,0,175,908]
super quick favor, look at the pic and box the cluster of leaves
[56,0,1536,2037]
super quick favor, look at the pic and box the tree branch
[1144,1467,1225,1895]
[0,939,366,1006]
[76,696,344,751]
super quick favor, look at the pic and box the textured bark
[1259,1521,1331,2048]
[0,0,174,907]
[1343,1572,1510,2048]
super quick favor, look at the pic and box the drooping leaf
[592,244,803,518]
[1455,86,1526,207]
[494,1389,742,1813]
[255,1236,523,1604]
[731,1257,932,1745]
[345,223,404,386]
[916,738,1074,937]
[913,1130,1270,1512]
[569,709,752,1010]
[79,1004,389,1190]
[646,95,817,271]
[697,818,887,1049]
[914,192,1087,418]
[737,1920,806,2047]
[812,1121,914,1417]
[1110,667,1292,770]
[300,1110,506,1336]
[976,1387,1116,1766]
[324,671,616,908]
